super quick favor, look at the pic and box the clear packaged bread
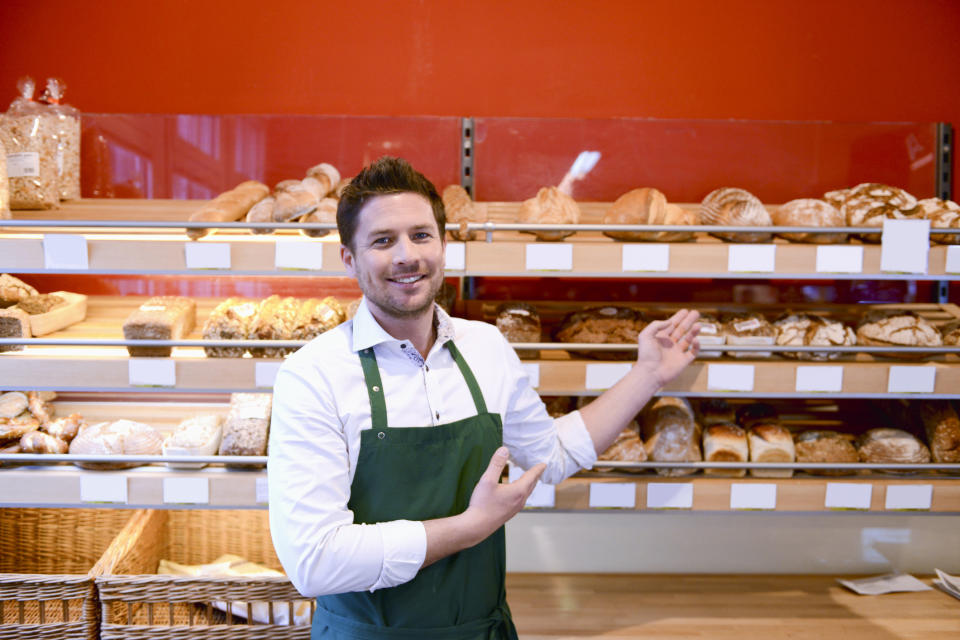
[40,78,81,201]
[220,393,271,468]
[0,140,8,218]
[1,77,59,210]
[163,414,224,469]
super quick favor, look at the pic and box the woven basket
[95,509,311,639]
[0,507,141,640]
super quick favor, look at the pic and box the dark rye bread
[123,297,196,357]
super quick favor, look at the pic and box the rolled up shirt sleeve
[268,361,427,597]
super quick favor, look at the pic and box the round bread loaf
[771,198,846,243]
[941,320,960,346]
[835,182,920,242]
[856,428,931,471]
[794,430,859,475]
[856,310,942,357]
[442,184,485,241]
[495,302,541,359]
[555,306,647,360]
[699,187,772,243]
[774,313,856,361]
[917,197,960,244]
[598,424,647,471]
[602,188,697,242]
[518,186,580,241]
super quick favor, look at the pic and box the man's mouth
[387,274,425,284]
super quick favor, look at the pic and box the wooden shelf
[2,200,958,279]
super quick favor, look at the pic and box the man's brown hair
[337,156,445,250]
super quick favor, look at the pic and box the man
[268,156,700,639]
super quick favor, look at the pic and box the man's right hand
[463,447,546,543]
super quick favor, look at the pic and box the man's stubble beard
[361,267,444,321]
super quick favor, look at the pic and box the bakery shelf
[3,200,958,279]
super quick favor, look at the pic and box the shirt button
[435,411,440,420]
[401,343,407,349]
[425,365,430,372]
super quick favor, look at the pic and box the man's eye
[372,237,391,246]
[413,232,432,240]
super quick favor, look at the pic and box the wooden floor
[506,574,960,639]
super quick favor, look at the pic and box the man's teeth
[393,275,422,283]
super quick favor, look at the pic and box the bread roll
[299,197,339,238]
[918,401,960,464]
[602,188,697,242]
[917,197,960,244]
[27,390,54,425]
[495,302,541,359]
[771,198,846,243]
[123,296,197,357]
[794,430,859,475]
[699,187,772,243]
[0,411,40,441]
[748,423,795,478]
[518,186,580,241]
[774,313,856,361]
[442,184,485,241]
[556,306,647,361]
[857,428,931,471]
[188,181,270,240]
[305,163,341,196]
[43,413,85,442]
[702,423,748,477]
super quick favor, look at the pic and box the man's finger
[513,463,546,492]
[670,309,700,342]
[641,319,671,340]
[480,446,510,484]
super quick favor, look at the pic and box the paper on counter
[933,568,960,601]
[837,573,932,595]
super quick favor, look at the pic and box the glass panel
[472,118,939,202]
[80,114,461,199]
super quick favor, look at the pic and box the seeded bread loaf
[220,393,271,467]
[918,401,960,464]
[293,297,345,342]
[249,295,301,358]
[203,298,259,357]
[0,306,31,352]
[794,430,858,475]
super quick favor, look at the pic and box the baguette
[273,178,324,223]
[187,181,270,240]
[299,197,339,238]
[306,163,341,196]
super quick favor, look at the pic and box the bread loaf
[220,393,271,467]
[794,430,858,475]
[917,401,960,464]
[249,295,301,358]
[305,163,341,196]
[855,310,941,357]
[941,321,960,346]
[917,197,960,244]
[699,187,772,243]
[771,198,847,243]
[68,419,164,470]
[721,313,775,358]
[442,184,485,241]
[163,414,224,469]
[518,186,580,241]
[702,423,748,477]
[123,296,197,357]
[598,424,647,470]
[857,427,931,471]
[695,399,735,427]
[836,182,920,242]
[0,274,38,307]
[695,314,725,358]
[299,197,339,238]
[774,313,856,361]
[556,306,646,360]
[0,306,31,352]
[245,195,276,235]
[642,398,700,476]
[602,188,697,242]
[188,180,270,240]
[747,423,795,478]
[292,297,345,341]
[203,298,259,357]
[495,302,541,359]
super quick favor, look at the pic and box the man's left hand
[635,309,701,388]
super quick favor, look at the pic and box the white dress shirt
[268,298,597,598]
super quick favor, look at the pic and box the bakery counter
[3,200,959,279]
[506,573,960,639]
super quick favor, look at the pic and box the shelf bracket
[937,122,953,200]
[460,117,475,197]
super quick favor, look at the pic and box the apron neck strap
[357,341,488,430]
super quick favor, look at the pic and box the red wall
[1,0,959,186]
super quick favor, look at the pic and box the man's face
[341,192,446,321]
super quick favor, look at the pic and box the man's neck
[368,303,437,358]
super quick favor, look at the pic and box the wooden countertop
[506,573,960,639]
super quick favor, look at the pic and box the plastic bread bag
[1,77,59,209]
[0,139,9,219]
[41,78,81,200]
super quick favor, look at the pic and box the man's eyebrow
[365,223,435,236]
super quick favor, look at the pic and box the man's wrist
[631,362,665,391]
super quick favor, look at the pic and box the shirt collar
[350,297,456,353]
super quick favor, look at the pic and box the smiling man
[268,156,701,639]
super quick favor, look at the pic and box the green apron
[312,341,518,640]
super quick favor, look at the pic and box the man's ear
[340,244,356,277]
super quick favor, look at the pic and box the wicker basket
[95,509,312,639]
[0,507,141,640]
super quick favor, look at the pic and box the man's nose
[392,236,417,263]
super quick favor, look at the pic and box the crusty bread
[305,163,341,196]
[245,195,276,235]
[702,423,748,477]
[794,430,858,475]
[188,181,270,239]
[123,296,196,357]
[771,198,846,243]
[700,187,772,243]
[0,273,38,306]
[248,295,301,358]
[273,178,323,223]
[774,313,856,361]
[835,182,920,242]
[917,197,960,244]
[918,401,960,464]
[747,422,795,478]
[518,186,580,241]
[556,306,647,360]
[495,302,541,359]
[598,424,647,470]
[300,197,339,238]
[442,184,485,241]
[602,188,697,242]
[855,310,941,357]
[856,427,931,471]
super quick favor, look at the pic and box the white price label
[887,366,936,394]
[945,246,960,274]
[706,363,755,392]
[621,244,670,272]
[589,483,636,509]
[521,363,540,388]
[43,234,89,270]
[255,476,269,505]
[525,244,573,271]
[729,483,777,510]
[7,152,40,178]
[128,358,176,387]
[163,477,210,504]
[445,242,466,271]
[184,242,232,269]
[255,361,282,388]
[727,244,776,273]
[825,483,872,510]
[647,483,694,509]
[816,245,864,273]
[509,464,556,508]
[885,485,933,511]
[880,219,930,274]
[585,363,632,390]
[274,238,324,270]
[80,475,128,504]
[795,366,843,392]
